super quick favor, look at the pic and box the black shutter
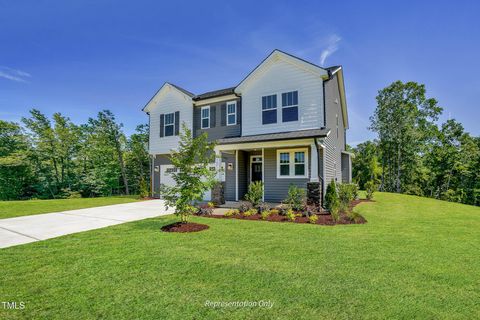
[174,111,180,135]
[237,100,241,125]
[159,114,164,137]
[220,103,226,126]
[210,106,216,128]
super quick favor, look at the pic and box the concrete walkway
[0,200,173,249]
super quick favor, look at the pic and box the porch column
[261,148,265,202]
[235,150,239,201]
[310,141,319,182]
[215,149,222,181]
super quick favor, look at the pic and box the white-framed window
[262,94,277,124]
[226,101,237,126]
[164,112,175,136]
[276,148,308,179]
[201,106,210,129]
[281,91,298,122]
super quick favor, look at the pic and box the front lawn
[0,192,479,319]
[0,195,141,219]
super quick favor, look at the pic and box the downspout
[314,139,325,209]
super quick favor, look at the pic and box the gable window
[201,106,210,129]
[262,94,277,124]
[226,101,237,126]
[276,148,308,178]
[282,91,298,122]
[164,112,175,136]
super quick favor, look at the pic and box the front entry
[251,156,263,182]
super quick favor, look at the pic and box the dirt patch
[161,222,209,233]
[205,199,370,226]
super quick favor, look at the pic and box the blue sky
[1,0,479,145]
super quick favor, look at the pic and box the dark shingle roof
[217,128,330,145]
[193,87,236,101]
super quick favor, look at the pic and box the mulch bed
[204,199,371,226]
[161,222,210,233]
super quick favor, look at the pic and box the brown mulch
[161,222,209,233]
[204,199,371,226]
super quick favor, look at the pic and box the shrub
[285,209,296,222]
[308,214,318,224]
[197,202,214,215]
[347,210,361,223]
[224,209,239,217]
[269,208,280,215]
[337,183,354,212]
[365,181,376,200]
[283,185,306,211]
[245,181,263,206]
[330,201,340,223]
[351,183,359,200]
[243,208,258,217]
[138,177,149,198]
[261,210,272,220]
[325,180,339,212]
[305,204,319,217]
[238,201,253,213]
[257,202,271,213]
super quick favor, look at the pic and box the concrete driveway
[0,200,173,249]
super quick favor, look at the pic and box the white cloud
[0,66,31,82]
[319,34,341,66]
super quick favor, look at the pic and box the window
[164,112,174,136]
[276,148,308,178]
[262,94,277,124]
[201,106,210,129]
[281,91,298,122]
[226,101,236,126]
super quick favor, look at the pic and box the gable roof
[235,49,329,93]
[142,82,193,113]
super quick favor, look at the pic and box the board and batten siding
[193,99,242,141]
[263,147,311,203]
[148,88,193,155]
[237,151,248,200]
[222,152,236,201]
[240,59,324,136]
[323,73,346,185]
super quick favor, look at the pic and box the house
[142,49,352,205]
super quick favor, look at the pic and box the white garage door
[160,163,225,201]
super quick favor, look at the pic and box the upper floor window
[282,91,298,122]
[201,106,210,129]
[262,94,277,124]
[276,148,308,179]
[226,101,237,126]
[164,112,175,136]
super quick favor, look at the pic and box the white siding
[148,87,193,154]
[240,59,324,136]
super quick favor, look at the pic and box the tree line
[0,109,149,200]
[352,81,480,206]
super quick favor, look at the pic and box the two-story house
[142,50,352,204]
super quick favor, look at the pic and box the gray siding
[263,147,311,203]
[193,98,242,141]
[222,152,236,201]
[152,154,171,197]
[237,151,248,199]
[324,73,346,185]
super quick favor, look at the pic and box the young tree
[160,124,217,223]
[352,140,381,189]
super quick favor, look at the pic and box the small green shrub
[243,208,258,217]
[285,209,296,222]
[308,214,318,224]
[261,210,272,220]
[269,208,280,215]
[347,210,361,223]
[238,201,253,213]
[351,183,359,200]
[138,177,149,198]
[197,202,214,215]
[365,181,376,200]
[325,180,339,212]
[245,181,263,206]
[283,185,306,211]
[224,209,239,217]
[337,183,354,212]
[330,201,340,223]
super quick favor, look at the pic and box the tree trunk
[115,139,129,195]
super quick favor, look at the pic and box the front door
[251,159,262,182]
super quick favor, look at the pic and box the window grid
[201,107,210,129]
[262,94,277,124]
[227,102,236,126]
[277,148,308,178]
[164,112,174,136]
[281,91,298,122]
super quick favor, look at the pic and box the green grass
[0,195,141,219]
[0,192,479,319]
